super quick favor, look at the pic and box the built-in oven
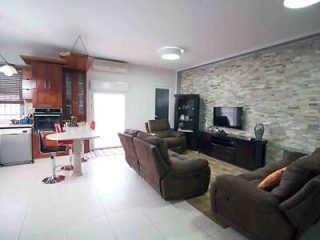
[33,108,62,132]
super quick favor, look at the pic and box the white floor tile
[20,210,68,237]
[19,226,68,240]
[107,207,153,237]
[142,199,184,223]
[67,198,105,224]
[0,217,24,240]
[206,228,248,240]
[68,216,115,240]
[0,152,239,240]
[153,215,208,240]
[117,225,164,240]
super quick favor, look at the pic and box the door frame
[90,90,126,149]
[153,86,173,125]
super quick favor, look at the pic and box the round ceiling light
[283,0,320,9]
[0,64,18,77]
[159,46,184,60]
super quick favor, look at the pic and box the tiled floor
[0,153,249,240]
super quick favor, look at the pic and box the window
[0,70,23,121]
[0,103,20,120]
[0,70,22,102]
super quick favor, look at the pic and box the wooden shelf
[59,52,95,71]
[20,55,67,65]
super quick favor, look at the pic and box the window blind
[0,70,23,103]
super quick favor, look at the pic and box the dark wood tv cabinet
[197,130,267,170]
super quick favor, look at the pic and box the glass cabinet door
[76,73,85,116]
[64,72,73,118]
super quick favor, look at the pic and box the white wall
[87,64,177,131]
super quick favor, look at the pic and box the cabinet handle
[49,82,51,89]
[45,81,47,89]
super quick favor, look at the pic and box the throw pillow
[258,167,287,190]
[271,147,320,201]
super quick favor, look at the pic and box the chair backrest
[133,137,170,194]
[90,120,96,130]
[148,119,170,132]
[118,133,140,173]
[54,122,62,133]
[38,131,46,153]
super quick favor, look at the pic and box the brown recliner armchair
[145,119,186,153]
[118,130,210,200]
[211,150,320,240]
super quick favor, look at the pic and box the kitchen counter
[0,124,33,129]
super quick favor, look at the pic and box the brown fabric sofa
[210,151,320,240]
[145,119,187,153]
[118,129,210,200]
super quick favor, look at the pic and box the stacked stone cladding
[179,35,320,161]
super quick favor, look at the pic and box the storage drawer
[211,143,235,163]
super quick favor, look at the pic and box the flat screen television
[213,107,243,130]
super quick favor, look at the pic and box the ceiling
[1,0,320,71]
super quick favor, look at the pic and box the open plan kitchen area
[0,53,96,166]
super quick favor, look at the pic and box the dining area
[40,121,99,184]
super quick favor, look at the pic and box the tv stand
[197,130,267,170]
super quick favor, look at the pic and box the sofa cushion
[164,137,185,148]
[258,167,287,191]
[272,147,320,201]
[170,158,208,177]
[124,129,140,137]
[137,132,171,165]
[153,129,172,138]
[148,119,170,132]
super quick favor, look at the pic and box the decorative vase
[254,123,264,140]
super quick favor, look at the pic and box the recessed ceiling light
[283,0,320,9]
[159,46,184,60]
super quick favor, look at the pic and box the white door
[93,92,125,149]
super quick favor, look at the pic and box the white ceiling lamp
[159,46,184,60]
[283,0,320,9]
[0,54,18,77]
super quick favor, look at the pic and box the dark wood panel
[62,70,87,121]
[59,52,94,72]
[197,131,267,170]
[20,55,67,65]
[21,67,32,79]
[32,62,63,108]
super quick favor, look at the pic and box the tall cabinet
[174,94,200,150]
[62,70,87,122]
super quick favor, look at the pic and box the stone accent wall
[179,35,320,161]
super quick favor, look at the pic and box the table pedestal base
[72,140,83,177]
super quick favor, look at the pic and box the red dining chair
[90,120,96,130]
[39,131,66,184]
[81,120,95,162]
[54,123,74,171]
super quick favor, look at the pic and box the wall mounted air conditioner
[92,58,128,74]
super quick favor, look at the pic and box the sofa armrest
[168,130,185,137]
[170,158,208,177]
[215,174,279,211]
[279,175,320,229]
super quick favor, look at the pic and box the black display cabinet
[174,94,200,150]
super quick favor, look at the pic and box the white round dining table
[46,126,99,176]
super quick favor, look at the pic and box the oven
[33,108,62,132]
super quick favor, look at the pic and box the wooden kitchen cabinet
[21,67,32,79]
[32,62,63,108]
[62,70,87,121]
